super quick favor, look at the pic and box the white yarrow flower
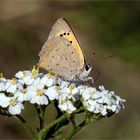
[45,86,59,100]
[0,78,6,92]
[81,85,125,116]
[5,78,18,93]
[99,105,107,116]
[15,71,34,85]
[15,67,39,85]
[0,68,125,117]
[81,87,97,101]
[8,97,24,115]
[0,95,24,115]
[0,93,10,108]
[28,84,48,105]
[60,85,79,101]
[40,73,57,87]
[14,84,31,102]
[58,99,76,114]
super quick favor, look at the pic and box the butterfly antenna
[102,54,115,60]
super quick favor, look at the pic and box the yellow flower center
[22,71,27,77]
[48,72,56,78]
[69,85,75,92]
[0,73,4,78]
[10,98,17,106]
[21,88,27,93]
[36,89,44,96]
[66,109,71,114]
[55,86,60,92]
[60,99,66,104]
[32,66,39,78]
[11,78,17,85]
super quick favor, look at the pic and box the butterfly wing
[46,18,85,65]
[38,17,86,80]
[38,36,83,80]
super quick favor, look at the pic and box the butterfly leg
[83,76,94,86]
[89,77,94,84]
[89,77,94,86]
[67,76,77,87]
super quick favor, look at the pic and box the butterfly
[38,17,93,82]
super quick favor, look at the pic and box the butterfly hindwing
[38,36,83,80]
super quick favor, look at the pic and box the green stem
[14,115,37,140]
[37,113,68,140]
[63,113,102,140]
[0,111,11,117]
[36,106,85,140]
[35,105,46,130]
[44,116,69,139]
[73,106,84,114]
[63,119,89,140]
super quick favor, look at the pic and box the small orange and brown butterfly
[38,17,93,83]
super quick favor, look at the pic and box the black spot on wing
[60,34,63,37]
[62,32,70,36]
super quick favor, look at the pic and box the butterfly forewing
[47,18,84,65]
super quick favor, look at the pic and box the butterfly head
[78,64,92,81]
[85,64,91,71]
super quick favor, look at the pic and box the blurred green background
[0,1,139,139]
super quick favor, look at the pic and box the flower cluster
[0,67,125,116]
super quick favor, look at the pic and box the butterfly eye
[69,41,72,44]
[85,64,89,70]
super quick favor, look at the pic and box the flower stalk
[35,105,46,130]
